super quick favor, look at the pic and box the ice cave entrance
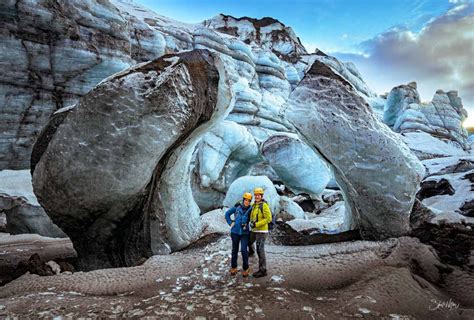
[193,132,359,246]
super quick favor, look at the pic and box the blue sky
[136,0,474,126]
[136,0,451,52]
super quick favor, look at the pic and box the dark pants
[231,232,249,270]
[249,232,268,273]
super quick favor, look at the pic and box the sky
[135,0,474,127]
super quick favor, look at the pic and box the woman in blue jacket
[225,192,252,277]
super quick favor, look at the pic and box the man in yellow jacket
[248,187,272,278]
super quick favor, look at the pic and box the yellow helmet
[243,192,253,200]
[254,187,264,195]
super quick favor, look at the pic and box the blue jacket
[225,204,251,235]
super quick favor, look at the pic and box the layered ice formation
[384,82,470,150]
[0,0,470,269]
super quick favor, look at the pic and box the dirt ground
[0,235,472,319]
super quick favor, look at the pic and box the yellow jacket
[250,201,272,232]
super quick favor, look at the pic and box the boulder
[282,59,425,239]
[31,49,234,270]
[200,209,229,237]
[271,199,359,245]
[288,201,353,235]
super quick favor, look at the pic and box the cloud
[449,0,471,4]
[332,3,474,118]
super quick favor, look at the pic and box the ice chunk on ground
[287,201,353,234]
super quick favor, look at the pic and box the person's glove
[241,224,247,230]
[250,221,256,228]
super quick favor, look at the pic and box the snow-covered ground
[402,131,472,159]
[418,155,474,225]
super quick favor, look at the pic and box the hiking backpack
[255,200,276,231]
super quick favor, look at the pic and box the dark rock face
[409,200,436,231]
[203,14,307,61]
[0,170,66,238]
[31,49,232,270]
[412,219,473,268]
[438,158,474,175]
[270,222,361,246]
[410,157,474,269]
[460,200,474,217]
[417,179,455,201]
[295,198,315,213]
[5,204,66,238]
[416,156,474,219]
[464,171,474,184]
[283,59,425,240]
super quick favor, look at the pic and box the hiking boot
[242,268,251,277]
[252,270,267,278]
[230,267,238,276]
